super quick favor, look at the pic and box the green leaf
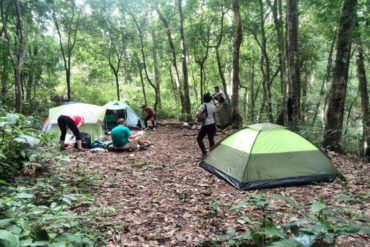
[292,234,316,247]
[227,229,236,237]
[263,227,285,239]
[251,232,264,245]
[0,230,20,247]
[14,135,40,146]
[54,232,84,243]
[16,193,35,199]
[19,239,33,246]
[311,202,326,213]
[272,194,299,208]
[6,225,22,235]
[270,239,304,247]
[49,242,67,247]
[0,218,15,226]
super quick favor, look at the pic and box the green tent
[47,103,106,141]
[200,123,343,190]
[103,101,145,130]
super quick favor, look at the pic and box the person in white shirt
[196,92,217,157]
[212,86,225,105]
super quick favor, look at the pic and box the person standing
[141,104,157,130]
[196,92,217,157]
[57,115,84,150]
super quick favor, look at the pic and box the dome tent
[103,101,145,130]
[200,123,343,190]
[47,103,106,141]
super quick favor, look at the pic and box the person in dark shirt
[141,104,157,130]
[57,115,84,150]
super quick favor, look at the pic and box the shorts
[115,139,138,151]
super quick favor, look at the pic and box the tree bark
[323,0,358,151]
[152,30,161,112]
[52,2,80,102]
[1,0,26,113]
[258,0,273,122]
[356,45,369,158]
[1,47,9,96]
[286,0,300,131]
[267,0,286,125]
[130,13,159,112]
[157,8,186,113]
[231,0,242,125]
[311,32,337,127]
[178,0,192,121]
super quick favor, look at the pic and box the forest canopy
[0,0,369,156]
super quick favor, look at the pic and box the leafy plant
[210,194,369,247]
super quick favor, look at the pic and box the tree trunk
[178,0,192,121]
[216,48,229,103]
[258,0,273,122]
[286,0,300,131]
[323,0,358,151]
[1,49,9,96]
[1,0,26,113]
[311,32,337,126]
[52,2,80,102]
[356,45,369,158]
[267,0,287,125]
[152,30,161,112]
[157,8,186,113]
[231,0,242,125]
[140,66,147,106]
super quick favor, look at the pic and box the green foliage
[0,174,95,246]
[207,193,369,247]
[0,110,43,180]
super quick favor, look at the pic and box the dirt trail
[62,124,369,247]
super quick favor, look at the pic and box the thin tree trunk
[52,3,80,102]
[1,0,25,113]
[231,0,242,125]
[140,67,147,106]
[168,65,179,105]
[151,30,161,112]
[323,0,358,151]
[130,14,158,112]
[356,45,369,158]
[157,8,186,113]
[1,48,9,96]
[312,32,337,126]
[267,0,287,125]
[178,0,191,121]
[286,0,301,131]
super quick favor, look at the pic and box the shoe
[144,142,153,147]
[153,128,156,130]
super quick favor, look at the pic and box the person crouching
[57,115,84,150]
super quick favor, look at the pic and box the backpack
[197,104,208,123]
[75,132,92,149]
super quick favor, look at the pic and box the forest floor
[57,121,369,247]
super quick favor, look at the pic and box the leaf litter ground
[59,123,369,247]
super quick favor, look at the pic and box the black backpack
[75,132,92,149]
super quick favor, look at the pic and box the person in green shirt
[111,118,149,151]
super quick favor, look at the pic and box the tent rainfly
[103,101,145,130]
[47,103,106,141]
[200,123,343,190]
